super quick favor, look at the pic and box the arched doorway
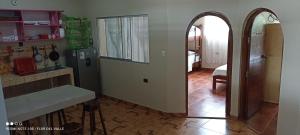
[239,8,284,133]
[185,12,233,118]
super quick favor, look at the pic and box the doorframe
[185,11,233,118]
[238,8,280,120]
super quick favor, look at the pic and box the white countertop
[0,67,74,88]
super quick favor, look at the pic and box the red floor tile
[188,70,226,117]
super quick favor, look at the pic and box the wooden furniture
[5,85,95,134]
[213,75,227,93]
[46,110,67,135]
[212,65,227,93]
[0,9,63,44]
[82,100,107,135]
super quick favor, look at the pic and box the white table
[5,85,95,134]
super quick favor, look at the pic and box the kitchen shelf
[24,38,64,42]
[0,38,64,44]
[0,9,64,45]
[0,21,23,23]
[24,24,62,27]
[0,41,22,44]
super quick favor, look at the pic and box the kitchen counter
[0,67,74,88]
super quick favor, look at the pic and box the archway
[185,12,233,118]
[239,8,284,133]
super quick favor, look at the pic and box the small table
[5,85,95,134]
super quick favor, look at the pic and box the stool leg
[97,101,107,135]
[92,112,96,132]
[58,111,63,128]
[10,128,16,135]
[61,110,67,124]
[46,114,49,125]
[81,105,86,135]
[23,121,33,135]
[50,113,54,135]
[89,111,94,135]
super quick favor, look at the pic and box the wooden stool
[81,100,107,135]
[46,109,67,135]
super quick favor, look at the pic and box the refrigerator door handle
[85,58,92,66]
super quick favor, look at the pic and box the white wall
[1,0,299,134]
[83,0,169,111]
[14,0,295,134]
[0,0,84,16]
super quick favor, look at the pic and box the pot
[49,44,60,62]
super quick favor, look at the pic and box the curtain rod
[96,14,148,19]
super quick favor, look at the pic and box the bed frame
[213,75,227,93]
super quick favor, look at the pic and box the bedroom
[186,14,230,118]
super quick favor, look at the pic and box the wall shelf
[0,9,64,45]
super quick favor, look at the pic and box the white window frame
[97,14,150,63]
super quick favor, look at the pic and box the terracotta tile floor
[188,70,226,117]
[14,97,278,135]
[246,102,279,134]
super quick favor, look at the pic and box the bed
[188,51,200,72]
[212,64,227,93]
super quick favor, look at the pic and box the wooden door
[263,24,283,103]
[245,25,266,118]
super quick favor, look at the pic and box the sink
[37,66,66,73]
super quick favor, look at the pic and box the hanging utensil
[5,46,13,63]
[49,44,60,62]
[32,46,42,63]
[43,46,49,68]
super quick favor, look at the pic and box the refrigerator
[65,47,101,97]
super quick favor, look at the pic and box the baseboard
[263,100,279,104]
[101,95,186,117]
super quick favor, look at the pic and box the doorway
[185,12,233,118]
[239,8,284,133]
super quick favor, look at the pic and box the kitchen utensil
[32,46,42,63]
[43,47,49,68]
[14,57,37,75]
[49,44,60,62]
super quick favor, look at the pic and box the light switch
[161,50,166,57]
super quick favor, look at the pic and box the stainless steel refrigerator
[65,47,101,97]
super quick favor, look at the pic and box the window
[97,15,149,63]
[188,26,201,38]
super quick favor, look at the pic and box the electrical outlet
[143,78,149,83]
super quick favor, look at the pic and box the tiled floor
[15,97,278,135]
[188,70,226,117]
[247,102,279,134]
